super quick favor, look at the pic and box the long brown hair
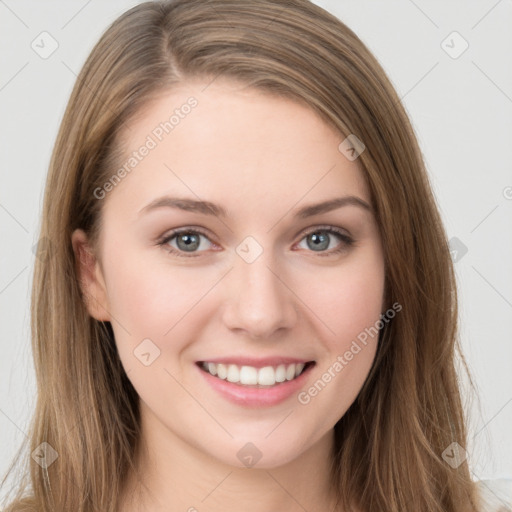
[1,1,482,510]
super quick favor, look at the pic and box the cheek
[104,247,210,335]
[295,259,384,419]
[335,270,384,344]
[298,247,385,349]
[103,257,216,390]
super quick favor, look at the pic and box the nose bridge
[223,237,297,337]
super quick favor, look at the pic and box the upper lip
[197,357,315,369]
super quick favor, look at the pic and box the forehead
[104,79,370,221]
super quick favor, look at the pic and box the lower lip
[195,362,316,408]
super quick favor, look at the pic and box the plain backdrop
[1,0,511,498]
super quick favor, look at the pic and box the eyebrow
[138,195,372,219]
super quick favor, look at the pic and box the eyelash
[156,225,354,258]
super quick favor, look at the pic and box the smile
[197,361,315,387]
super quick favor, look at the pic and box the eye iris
[177,233,200,251]
[307,231,329,251]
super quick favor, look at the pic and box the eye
[295,226,354,257]
[157,225,354,258]
[157,228,215,257]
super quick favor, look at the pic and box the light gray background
[1,0,511,496]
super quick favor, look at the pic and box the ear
[71,228,111,322]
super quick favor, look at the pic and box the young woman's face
[73,79,385,469]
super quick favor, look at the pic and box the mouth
[196,360,316,388]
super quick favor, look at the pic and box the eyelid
[297,224,352,241]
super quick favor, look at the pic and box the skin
[72,78,385,512]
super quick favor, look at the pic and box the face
[72,79,385,469]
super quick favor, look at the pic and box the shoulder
[476,478,512,512]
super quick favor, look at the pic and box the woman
[1,0,508,510]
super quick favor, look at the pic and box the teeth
[216,363,227,380]
[207,362,217,376]
[275,365,286,383]
[201,361,308,386]
[240,365,258,385]
[226,364,239,383]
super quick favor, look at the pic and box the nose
[221,249,298,339]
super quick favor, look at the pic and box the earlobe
[71,229,111,322]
